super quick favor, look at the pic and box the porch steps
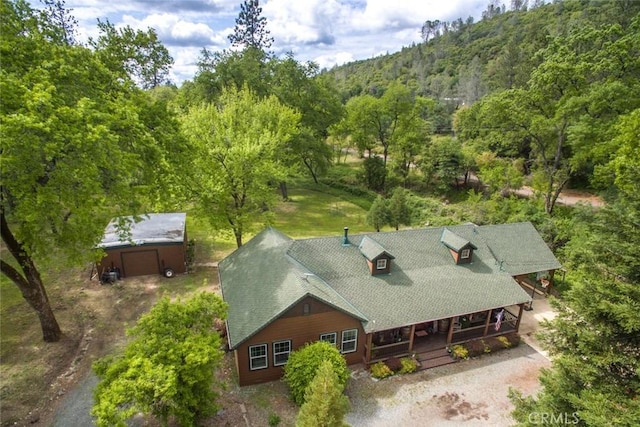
[416,348,457,370]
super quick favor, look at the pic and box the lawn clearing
[272,184,370,238]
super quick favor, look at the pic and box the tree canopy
[92,293,228,426]
[181,87,300,247]
[1,0,186,341]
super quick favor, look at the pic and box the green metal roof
[358,236,395,261]
[219,222,561,343]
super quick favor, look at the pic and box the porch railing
[366,340,411,363]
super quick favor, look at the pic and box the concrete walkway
[517,291,556,359]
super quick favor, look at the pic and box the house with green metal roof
[219,222,561,386]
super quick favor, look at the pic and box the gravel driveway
[345,293,555,426]
[345,343,549,427]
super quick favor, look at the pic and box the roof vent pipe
[342,227,350,246]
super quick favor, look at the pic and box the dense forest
[1,0,639,425]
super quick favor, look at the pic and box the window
[249,344,268,370]
[376,258,387,270]
[273,340,292,366]
[320,332,337,345]
[303,303,310,315]
[461,249,471,259]
[341,329,358,353]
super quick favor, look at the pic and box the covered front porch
[363,304,524,365]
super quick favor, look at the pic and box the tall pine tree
[296,360,350,427]
[228,0,273,50]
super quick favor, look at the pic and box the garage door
[122,250,160,277]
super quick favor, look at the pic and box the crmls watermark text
[528,412,580,424]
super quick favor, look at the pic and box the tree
[181,87,300,247]
[91,20,173,89]
[419,137,465,193]
[92,293,228,426]
[359,156,387,192]
[39,0,77,45]
[271,56,344,185]
[284,341,350,406]
[388,187,412,230]
[366,196,389,232]
[475,152,524,195]
[509,110,640,426]
[1,0,181,342]
[228,0,273,50]
[296,360,350,427]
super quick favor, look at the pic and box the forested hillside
[326,0,639,105]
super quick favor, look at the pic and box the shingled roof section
[219,228,367,349]
[440,228,477,251]
[358,235,395,261]
[220,222,561,340]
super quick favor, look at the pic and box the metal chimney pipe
[342,227,350,245]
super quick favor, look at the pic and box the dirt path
[512,186,604,207]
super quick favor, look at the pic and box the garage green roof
[219,222,561,346]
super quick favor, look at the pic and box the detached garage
[96,213,188,279]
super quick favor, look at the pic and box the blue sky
[28,0,492,85]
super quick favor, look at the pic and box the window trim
[341,329,358,354]
[320,332,337,346]
[273,340,292,367]
[249,343,268,371]
[461,248,471,259]
[376,258,387,270]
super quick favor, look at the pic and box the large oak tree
[1,0,184,341]
[181,87,299,247]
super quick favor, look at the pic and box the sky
[28,0,491,85]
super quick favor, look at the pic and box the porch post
[365,333,373,363]
[514,304,524,332]
[409,324,416,352]
[482,309,492,337]
[446,317,454,345]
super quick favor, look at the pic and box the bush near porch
[455,332,521,359]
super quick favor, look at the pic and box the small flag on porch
[495,309,504,331]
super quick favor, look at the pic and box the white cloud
[27,0,491,85]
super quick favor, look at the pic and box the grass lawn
[272,184,370,238]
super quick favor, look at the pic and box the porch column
[514,304,525,332]
[365,333,373,363]
[446,317,454,344]
[482,309,492,337]
[408,324,416,352]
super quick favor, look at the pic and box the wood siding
[366,256,391,275]
[97,241,187,278]
[234,297,365,386]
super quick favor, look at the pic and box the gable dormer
[440,228,477,265]
[359,236,395,275]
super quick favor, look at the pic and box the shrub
[283,341,349,406]
[268,412,281,426]
[399,357,418,374]
[450,344,469,359]
[466,339,489,357]
[497,336,511,348]
[385,356,402,372]
[370,361,393,379]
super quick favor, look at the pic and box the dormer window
[440,228,477,265]
[359,236,395,276]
